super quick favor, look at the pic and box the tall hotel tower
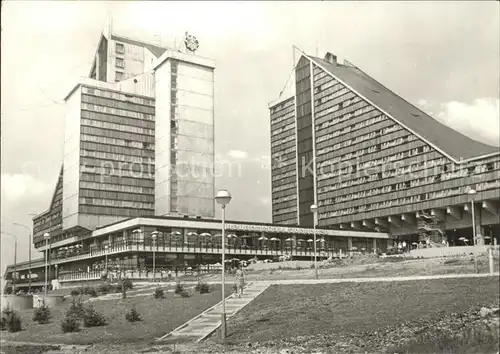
[32,24,215,248]
[269,50,500,244]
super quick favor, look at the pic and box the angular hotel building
[270,50,500,245]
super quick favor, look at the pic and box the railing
[57,267,213,282]
[49,242,360,266]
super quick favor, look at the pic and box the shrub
[180,290,190,298]
[3,308,22,333]
[98,283,112,295]
[82,287,98,297]
[122,278,133,290]
[70,289,80,297]
[83,305,107,327]
[153,288,165,299]
[33,303,52,324]
[0,316,6,331]
[66,297,85,319]
[125,307,142,322]
[2,306,14,318]
[61,314,80,333]
[232,284,238,293]
[174,281,184,295]
[195,281,210,294]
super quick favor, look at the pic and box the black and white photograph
[1,1,499,353]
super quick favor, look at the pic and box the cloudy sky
[1,1,499,270]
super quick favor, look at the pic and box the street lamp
[310,204,318,279]
[215,189,232,341]
[151,231,159,282]
[468,187,477,245]
[43,232,51,297]
[13,222,32,293]
[1,232,18,293]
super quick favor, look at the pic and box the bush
[153,288,165,299]
[125,307,142,322]
[2,308,22,333]
[61,314,80,333]
[122,278,133,290]
[83,305,107,327]
[180,290,190,298]
[195,280,210,294]
[98,283,112,295]
[33,303,52,324]
[70,289,80,297]
[66,297,85,319]
[232,284,238,293]
[82,287,98,297]
[0,316,6,331]
[174,281,184,295]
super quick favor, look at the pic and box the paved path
[157,282,270,343]
[250,272,500,285]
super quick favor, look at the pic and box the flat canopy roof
[92,216,390,239]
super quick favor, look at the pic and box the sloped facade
[270,52,500,244]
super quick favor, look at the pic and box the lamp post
[467,187,479,273]
[1,232,18,293]
[151,231,159,282]
[215,189,232,341]
[43,232,51,297]
[468,187,477,245]
[310,204,318,279]
[13,222,32,293]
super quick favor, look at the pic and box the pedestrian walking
[234,265,245,298]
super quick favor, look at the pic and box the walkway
[158,281,270,343]
[252,272,500,285]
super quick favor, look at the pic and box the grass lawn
[242,254,499,281]
[217,277,499,349]
[2,284,232,345]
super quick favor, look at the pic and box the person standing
[234,265,245,298]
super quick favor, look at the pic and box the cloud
[227,150,248,159]
[417,99,428,107]
[1,173,49,201]
[436,98,500,146]
[259,197,271,205]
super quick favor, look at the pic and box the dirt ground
[218,253,500,281]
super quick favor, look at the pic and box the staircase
[417,215,446,245]
[158,281,270,343]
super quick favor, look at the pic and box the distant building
[269,50,500,245]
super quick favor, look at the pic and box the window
[115,71,124,82]
[116,57,124,68]
[116,43,125,54]
[486,163,494,171]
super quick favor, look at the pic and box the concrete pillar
[473,203,484,245]
[373,239,377,254]
[347,237,353,250]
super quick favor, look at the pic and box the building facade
[5,216,388,291]
[270,50,500,245]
